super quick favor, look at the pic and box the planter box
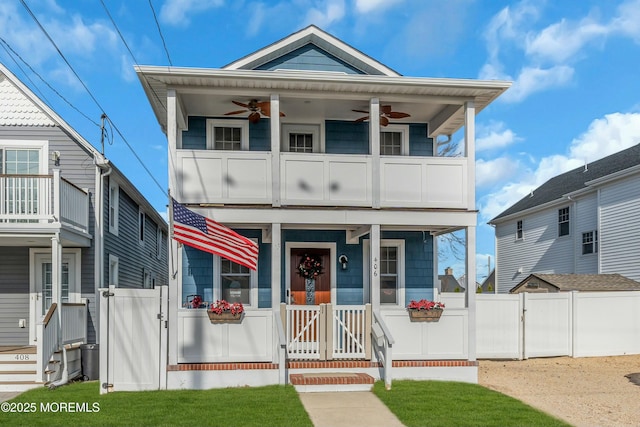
[408,309,443,322]
[207,311,243,324]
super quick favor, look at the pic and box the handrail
[373,310,395,345]
[60,177,88,194]
[42,303,58,327]
[373,309,394,390]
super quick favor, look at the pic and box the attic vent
[526,282,539,289]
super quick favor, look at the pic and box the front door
[290,248,330,305]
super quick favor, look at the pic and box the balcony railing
[0,171,89,232]
[176,150,469,209]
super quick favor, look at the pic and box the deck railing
[36,303,59,382]
[61,302,87,345]
[0,171,89,231]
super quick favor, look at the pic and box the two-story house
[137,26,510,389]
[0,62,168,391]
[490,143,640,293]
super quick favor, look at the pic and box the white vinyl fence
[476,291,640,359]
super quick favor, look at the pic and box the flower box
[408,308,443,322]
[407,299,445,322]
[207,300,244,324]
[207,311,243,324]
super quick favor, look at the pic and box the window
[220,259,251,304]
[558,207,570,236]
[143,268,151,289]
[282,124,320,152]
[156,226,163,260]
[108,180,119,235]
[582,230,598,255]
[206,119,249,150]
[380,125,409,155]
[516,220,523,240]
[0,145,44,218]
[138,208,145,246]
[364,239,405,305]
[109,255,119,287]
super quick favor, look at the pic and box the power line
[148,0,173,66]
[0,36,100,128]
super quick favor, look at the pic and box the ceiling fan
[352,105,410,126]
[224,99,285,123]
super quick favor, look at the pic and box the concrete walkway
[298,391,405,427]
[0,392,21,403]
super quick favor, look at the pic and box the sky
[2,0,640,283]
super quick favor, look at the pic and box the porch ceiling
[136,66,510,137]
[0,229,91,247]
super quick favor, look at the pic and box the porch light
[339,254,348,270]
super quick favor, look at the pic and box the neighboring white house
[490,143,640,293]
[136,25,510,389]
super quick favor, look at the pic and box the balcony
[176,150,469,209]
[0,170,90,239]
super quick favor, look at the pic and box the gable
[0,73,55,127]
[223,25,400,76]
[254,44,365,74]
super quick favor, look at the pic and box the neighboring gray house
[439,267,464,292]
[489,144,640,293]
[510,273,640,293]
[0,62,168,391]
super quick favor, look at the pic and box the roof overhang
[136,66,511,138]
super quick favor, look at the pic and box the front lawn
[0,381,312,427]
[373,380,570,427]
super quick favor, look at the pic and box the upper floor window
[282,124,320,153]
[558,207,570,237]
[138,208,146,246]
[1,148,40,174]
[380,125,409,155]
[516,220,523,240]
[206,119,249,150]
[108,180,119,235]
[582,230,598,255]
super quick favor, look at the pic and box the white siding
[599,174,640,281]
[574,193,598,274]
[495,206,575,293]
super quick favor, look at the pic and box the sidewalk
[297,391,405,427]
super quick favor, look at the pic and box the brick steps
[290,372,374,392]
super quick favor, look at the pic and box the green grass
[0,381,313,427]
[373,380,571,427]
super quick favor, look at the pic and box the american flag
[171,199,258,270]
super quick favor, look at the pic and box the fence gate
[100,286,167,392]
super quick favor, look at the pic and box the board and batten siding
[495,206,575,293]
[0,247,30,345]
[574,193,598,274]
[599,173,640,281]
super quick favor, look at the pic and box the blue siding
[256,45,365,74]
[325,121,369,154]
[408,124,433,156]
[182,116,270,151]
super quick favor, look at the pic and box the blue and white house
[137,26,510,389]
[0,62,168,391]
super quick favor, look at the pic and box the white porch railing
[0,172,89,231]
[175,150,469,209]
[331,305,370,359]
[286,305,321,359]
[61,303,87,345]
[36,303,59,381]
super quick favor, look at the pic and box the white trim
[29,248,81,343]
[281,123,322,153]
[108,179,119,236]
[206,119,249,150]
[0,140,49,174]
[363,239,405,306]
[284,241,337,305]
[380,124,409,155]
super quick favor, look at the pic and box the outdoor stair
[290,372,375,392]
[0,346,43,392]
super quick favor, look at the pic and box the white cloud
[611,0,640,42]
[476,157,521,188]
[479,112,640,221]
[160,0,224,27]
[476,121,521,152]
[305,0,346,28]
[500,65,574,103]
[354,0,404,14]
[525,18,608,63]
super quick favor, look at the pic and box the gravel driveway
[478,354,640,427]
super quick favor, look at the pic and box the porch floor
[0,346,36,354]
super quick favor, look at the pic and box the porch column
[270,94,281,207]
[51,233,62,348]
[465,225,477,361]
[167,89,179,366]
[464,100,476,208]
[370,98,380,209]
[370,224,381,307]
[271,223,282,308]
[167,89,178,195]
